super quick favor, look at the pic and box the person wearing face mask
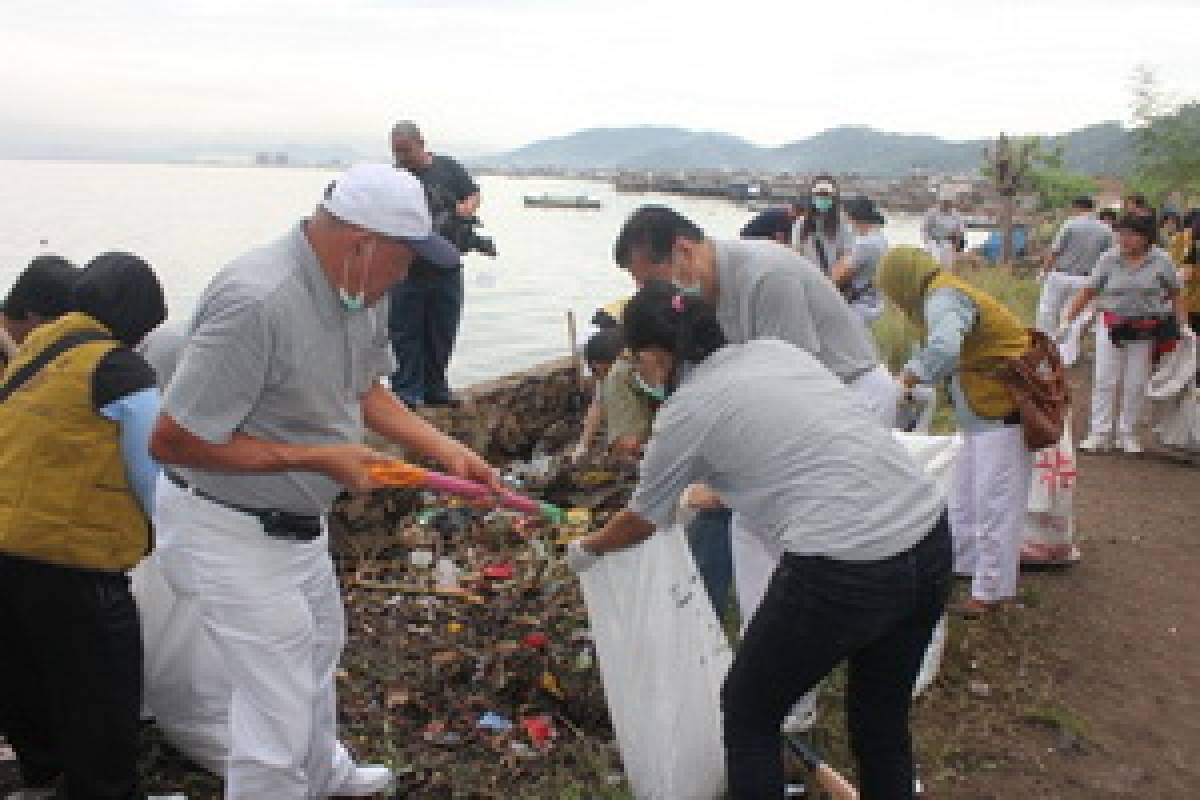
[146,164,502,800]
[794,175,854,277]
[568,282,950,800]
[614,204,898,734]
[836,195,889,324]
[0,253,166,800]
[922,193,965,270]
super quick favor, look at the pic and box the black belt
[164,470,323,542]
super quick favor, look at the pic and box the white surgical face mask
[339,238,375,312]
[632,370,667,402]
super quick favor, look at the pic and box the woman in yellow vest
[0,253,166,800]
[879,247,1034,617]
[1183,211,1200,335]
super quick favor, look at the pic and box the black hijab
[74,252,167,347]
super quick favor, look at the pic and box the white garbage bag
[1148,337,1200,454]
[579,433,962,799]
[579,526,731,800]
[1154,386,1200,452]
[1058,307,1094,368]
[1021,416,1080,563]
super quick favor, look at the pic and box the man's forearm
[362,383,461,463]
[150,414,329,475]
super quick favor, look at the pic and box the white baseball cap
[322,163,460,268]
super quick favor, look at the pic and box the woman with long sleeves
[0,253,166,800]
[568,281,950,799]
[879,247,1034,616]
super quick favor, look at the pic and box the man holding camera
[388,121,488,407]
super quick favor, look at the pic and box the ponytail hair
[621,280,727,364]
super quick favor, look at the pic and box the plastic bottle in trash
[435,558,459,590]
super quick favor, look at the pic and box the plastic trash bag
[1058,307,1094,368]
[579,433,962,799]
[1154,386,1200,452]
[1021,416,1080,564]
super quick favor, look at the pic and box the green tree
[1129,65,1200,201]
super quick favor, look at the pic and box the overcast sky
[2,0,1197,159]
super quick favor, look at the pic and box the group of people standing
[0,152,1195,800]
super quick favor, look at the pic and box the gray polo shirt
[1088,246,1181,317]
[1050,214,1113,276]
[714,239,879,382]
[630,339,942,561]
[163,223,396,515]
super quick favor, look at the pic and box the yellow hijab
[877,246,941,323]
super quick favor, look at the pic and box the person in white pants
[1036,196,1114,336]
[1062,212,1193,454]
[879,247,1035,616]
[147,164,502,799]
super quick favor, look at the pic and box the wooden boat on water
[523,193,602,210]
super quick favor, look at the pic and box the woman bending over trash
[566,281,951,800]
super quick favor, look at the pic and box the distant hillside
[480,122,1134,177]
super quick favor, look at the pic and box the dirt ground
[898,365,1200,799]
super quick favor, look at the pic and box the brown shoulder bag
[1000,329,1071,451]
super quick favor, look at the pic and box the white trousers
[849,364,900,429]
[950,426,1034,602]
[1090,330,1154,438]
[153,478,354,800]
[1035,272,1090,335]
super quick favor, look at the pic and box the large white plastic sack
[579,433,962,799]
[1023,416,1078,550]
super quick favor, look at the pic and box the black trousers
[0,554,142,799]
[387,263,464,406]
[721,513,952,800]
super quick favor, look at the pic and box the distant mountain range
[476,122,1135,177]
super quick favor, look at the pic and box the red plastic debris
[520,715,553,747]
[522,632,549,649]
[481,563,515,580]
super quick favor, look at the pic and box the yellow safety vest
[925,273,1031,419]
[0,313,149,571]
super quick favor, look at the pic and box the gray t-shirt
[847,229,886,301]
[1050,214,1113,276]
[630,339,942,561]
[1088,246,1181,317]
[922,208,964,242]
[714,239,880,382]
[163,223,396,515]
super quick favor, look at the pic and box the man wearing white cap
[148,164,501,799]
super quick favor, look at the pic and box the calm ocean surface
[0,160,970,387]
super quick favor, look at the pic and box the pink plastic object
[420,471,540,515]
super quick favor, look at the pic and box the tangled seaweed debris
[326,454,637,797]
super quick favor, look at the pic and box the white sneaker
[335,765,394,797]
[6,789,57,800]
[1079,434,1112,453]
[1118,436,1144,454]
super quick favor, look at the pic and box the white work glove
[1054,320,1072,342]
[1182,325,1197,340]
[565,538,601,574]
[570,441,588,463]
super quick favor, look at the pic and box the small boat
[523,193,602,210]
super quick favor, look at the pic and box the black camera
[439,213,497,258]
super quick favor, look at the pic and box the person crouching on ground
[1062,212,1193,454]
[572,327,653,463]
[567,281,951,799]
[879,247,1034,617]
[0,253,167,800]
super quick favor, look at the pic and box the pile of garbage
[327,455,637,797]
